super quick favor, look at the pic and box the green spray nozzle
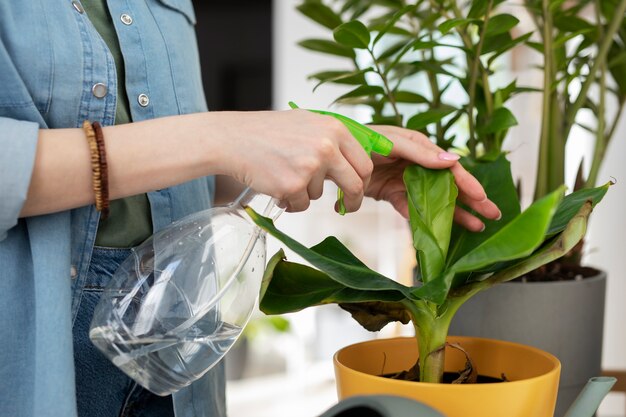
[289,102,394,214]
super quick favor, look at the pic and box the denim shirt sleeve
[0,117,39,241]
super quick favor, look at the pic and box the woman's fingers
[327,157,365,213]
[307,170,326,201]
[450,164,501,220]
[367,124,502,228]
[454,207,485,232]
[284,190,311,212]
[371,125,461,168]
[458,189,502,221]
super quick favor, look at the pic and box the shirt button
[92,83,108,98]
[72,1,84,14]
[138,94,150,107]
[70,265,78,279]
[120,14,133,25]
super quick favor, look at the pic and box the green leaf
[553,15,596,36]
[486,32,533,65]
[484,14,520,37]
[460,201,595,288]
[404,165,457,282]
[547,182,612,236]
[334,85,385,104]
[334,20,371,49]
[308,68,372,91]
[393,91,429,103]
[247,208,413,295]
[447,155,521,268]
[527,41,544,54]
[483,32,532,57]
[410,40,440,51]
[477,107,518,135]
[406,106,456,130]
[259,251,405,315]
[438,18,478,35]
[296,1,343,30]
[298,39,356,58]
[451,186,565,274]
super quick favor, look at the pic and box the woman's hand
[216,109,374,213]
[364,125,501,232]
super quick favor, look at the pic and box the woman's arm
[20,110,373,217]
[19,110,500,232]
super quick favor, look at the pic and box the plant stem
[450,202,594,299]
[588,100,626,186]
[467,0,494,158]
[563,0,626,139]
[586,0,619,188]
[422,44,444,142]
[535,0,565,199]
[368,48,402,125]
[403,300,455,383]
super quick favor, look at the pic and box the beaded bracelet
[82,120,110,219]
[92,121,110,219]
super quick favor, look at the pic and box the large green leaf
[333,20,371,49]
[247,208,413,296]
[404,165,457,282]
[414,186,564,304]
[447,155,521,268]
[547,181,611,236]
[451,186,565,274]
[450,201,595,294]
[259,251,405,315]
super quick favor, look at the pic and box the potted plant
[284,0,625,415]
[247,155,608,416]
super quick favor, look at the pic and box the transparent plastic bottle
[89,189,281,396]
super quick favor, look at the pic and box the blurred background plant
[297,0,625,213]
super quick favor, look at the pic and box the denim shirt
[0,1,223,416]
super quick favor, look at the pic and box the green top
[83,0,153,248]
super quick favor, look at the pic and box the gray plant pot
[449,272,606,417]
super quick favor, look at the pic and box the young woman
[0,1,500,416]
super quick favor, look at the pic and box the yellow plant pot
[334,336,561,417]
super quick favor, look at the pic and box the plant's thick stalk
[404,300,458,383]
[535,0,560,200]
[586,0,610,189]
[416,321,448,383]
